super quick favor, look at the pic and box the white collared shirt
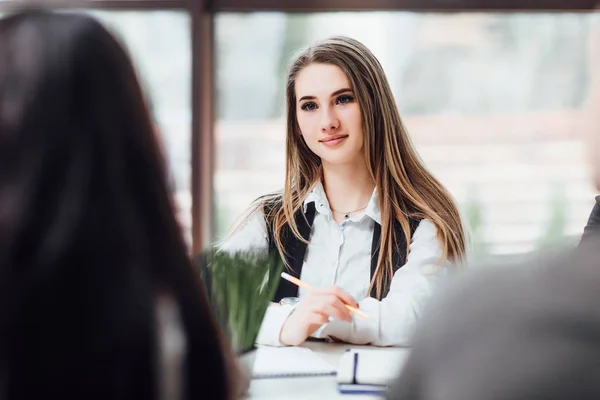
[219,182,447,347]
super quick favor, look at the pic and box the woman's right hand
[279,286,358,346]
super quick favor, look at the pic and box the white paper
[252,346,337,378]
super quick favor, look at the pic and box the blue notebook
[337,348,410,395]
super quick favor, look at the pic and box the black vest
[265,201,420,301]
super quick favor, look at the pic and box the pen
[280,272,369,319]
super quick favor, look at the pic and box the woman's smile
[319,134,349,147]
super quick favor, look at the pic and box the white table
[246,341,385,399]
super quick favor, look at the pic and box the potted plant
[195,249,283,379]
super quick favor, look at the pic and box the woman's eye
[300,102,317,111]
[337,95,354,105]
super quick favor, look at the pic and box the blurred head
[388,248,600,400]
[0,10,227,398]
[0,10,171,267]
[277,36,466,297]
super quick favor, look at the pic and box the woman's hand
[279,286,358,346]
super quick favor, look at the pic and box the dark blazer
[387,242,600,400]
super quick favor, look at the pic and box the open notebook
[252,346,337,379]
[337,348,410,395]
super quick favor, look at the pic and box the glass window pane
[215,12,598,257]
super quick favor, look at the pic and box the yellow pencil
[280,272,369,319]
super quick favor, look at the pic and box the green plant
[196,250,283,354]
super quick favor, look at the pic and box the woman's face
[294,63,364,168]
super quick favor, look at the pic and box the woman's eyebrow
[298,88,353,102]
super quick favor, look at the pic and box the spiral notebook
[252,346,337,379]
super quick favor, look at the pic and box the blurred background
[2,1,600,261]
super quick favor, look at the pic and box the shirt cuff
[310,323,331,340]
[255,303,295,347]
[312,298,381,345]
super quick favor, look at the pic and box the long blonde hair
[254,36,466,299]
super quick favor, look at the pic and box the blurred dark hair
[0,10,228,399]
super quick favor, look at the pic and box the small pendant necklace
[331,205,368,219]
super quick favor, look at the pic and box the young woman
[0,11,233,399]
[220,36,466,347]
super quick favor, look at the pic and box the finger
[324,286,359,308]
[309,292,356,317]
[321,302,352,322]
[307,312,329,327]
[294,291,323,309]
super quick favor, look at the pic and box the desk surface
[246,341,386,399]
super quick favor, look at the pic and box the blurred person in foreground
[0,10,233,399]
[387,79,600,400]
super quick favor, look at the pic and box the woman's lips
[319,135,349,147]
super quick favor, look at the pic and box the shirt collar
[302,181,381,225]
[363,188,381,225]
[303,181,328,213]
